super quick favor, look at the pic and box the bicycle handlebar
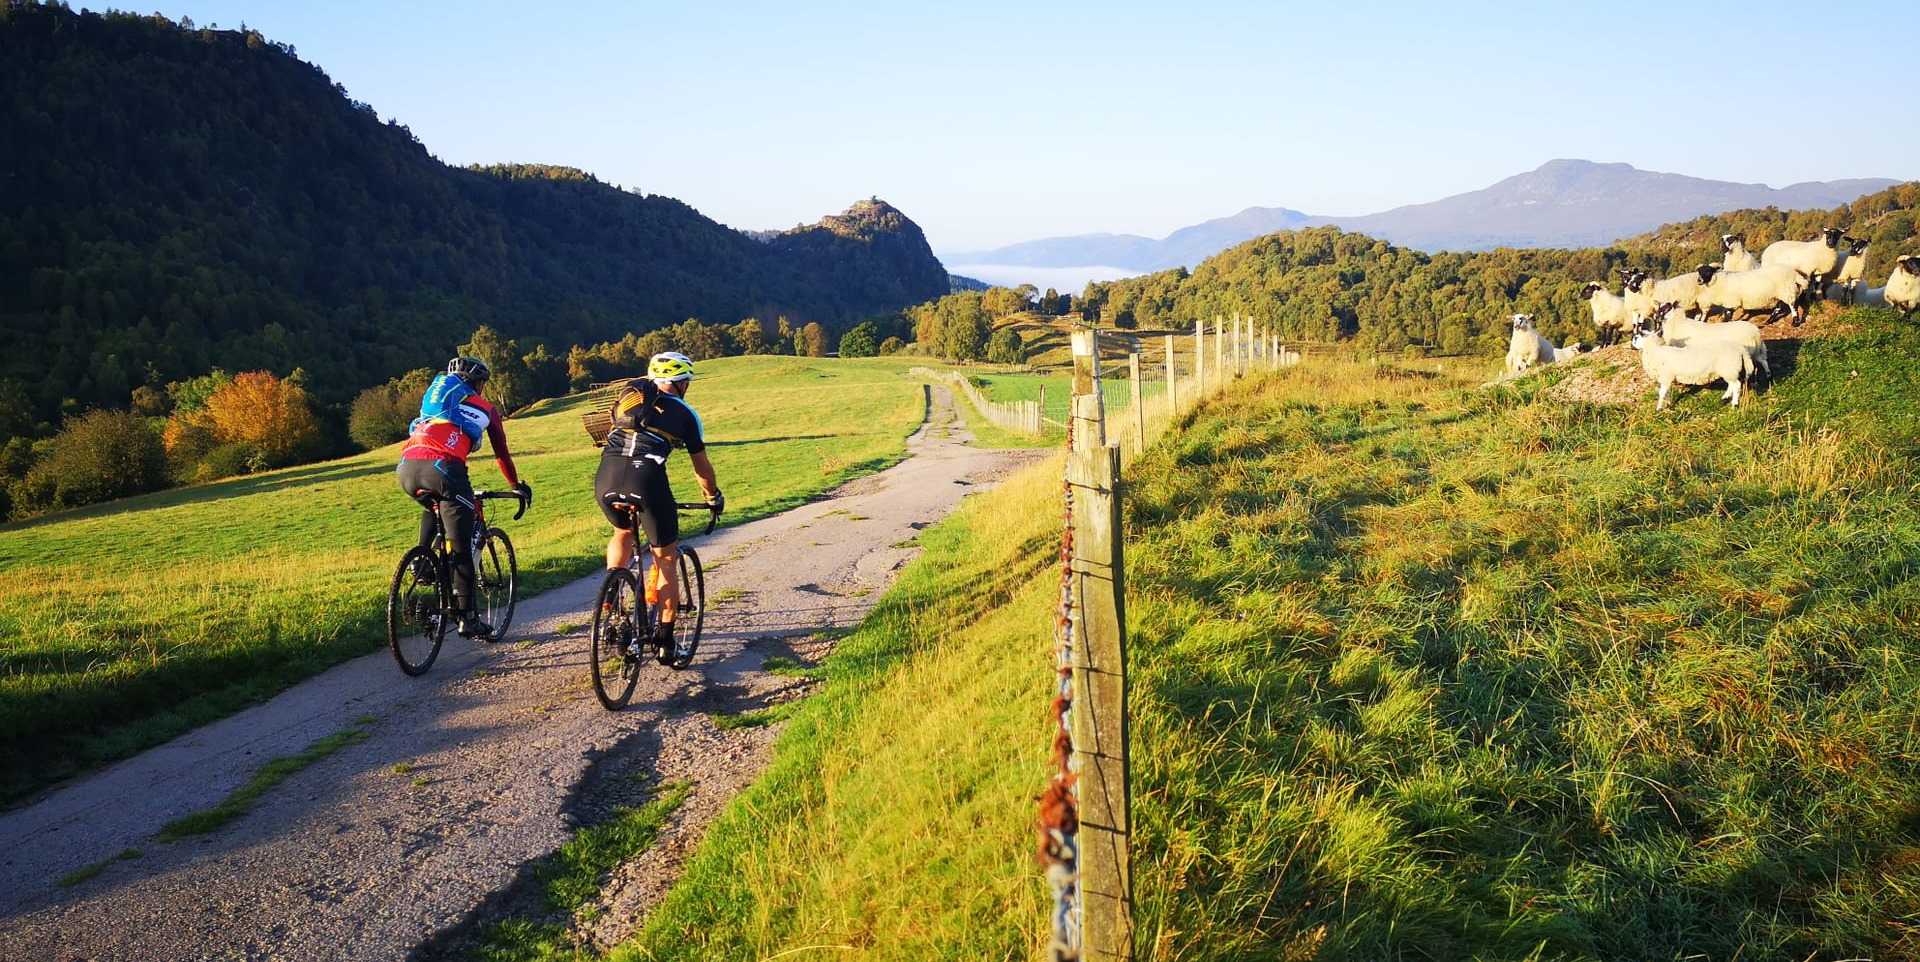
[476,489,530,522]
[676,501,721,537]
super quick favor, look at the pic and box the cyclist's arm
[689,450,719,502]
[485,415,521,488]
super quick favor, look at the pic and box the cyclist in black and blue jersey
[594,352,722,657]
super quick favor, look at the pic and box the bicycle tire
[590,567,643,710]
[665,547,705,669]
[474,528,518,640]
[388,546,448,676]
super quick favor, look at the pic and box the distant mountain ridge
[949,160,1904,271]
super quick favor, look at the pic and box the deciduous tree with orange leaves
[201,371,325,463]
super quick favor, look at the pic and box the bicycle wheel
[590,567,643,710]
[665,547,705,669]
[474,528,517,640]
[388,546,448,676]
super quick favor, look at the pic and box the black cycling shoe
[457,612,492,640]
[652,622,676,665]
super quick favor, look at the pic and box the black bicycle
[387,489,527,676]
[590,501,718,710]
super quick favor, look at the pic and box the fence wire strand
[1040,407,1083,961]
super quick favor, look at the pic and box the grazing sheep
[1505,313,1558,374]
[1553,341,1587,363]
[1624,268,1710,322]
[1649,301,1770,382]
[1824,237,1871,306]
[1887,255,1920,317]
[1632,322,1754,409]
[1579,281,1633,346]
[1694,263,1807,325]
[1722,233,1760,272]
[1760,226,1846,298]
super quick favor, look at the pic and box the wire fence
[1034,316,1303,961]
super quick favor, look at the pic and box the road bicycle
[386,489,527,676]
[590,501,717,710]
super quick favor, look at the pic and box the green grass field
[580,310,1918,960]
[0,356,929,803]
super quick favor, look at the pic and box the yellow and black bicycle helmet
[647,351,694,383]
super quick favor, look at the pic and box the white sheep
[1505,313,1557,374]
[1578,281,1632,346]
[1722,233,1760,272]
[1760,226,1846,298]
[1887,255,1920,317]
[1632,323,1754,409]
[1552,341,1587,363]
[1649,301,1771,382]
[1825,237,1870,305]
[1694,263,1807,325]
[1624,268,1709,323]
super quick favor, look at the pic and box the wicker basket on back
[578,377,638,447]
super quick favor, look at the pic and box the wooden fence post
[1068,329,1132,961]
[1164,334,1176,417]
[1128,352,1144,450]
[1193,319,1205,399]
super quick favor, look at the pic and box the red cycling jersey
[401,393,521,487]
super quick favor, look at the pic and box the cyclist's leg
[595,453,642,570]
[632,464,682,630]
[431,459,478,615]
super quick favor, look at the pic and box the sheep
[1579,281,1633,346]
[1694,263,1807,325]
[1722,233,1760,272]
[1624,267,1710,322]
[1553,341,1587,363]
[1648,301,1770,382]
[1505,312,1558,374]
[1760,226,1846,298]
[1631,322,1754,409]
[1824,237,1871,305]
[1887,254,1920,317]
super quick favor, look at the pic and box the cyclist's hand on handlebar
[513,480,532,505]
[709,490,725,515]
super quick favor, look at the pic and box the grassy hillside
[588,311,1918,960]
[0,356,928,803]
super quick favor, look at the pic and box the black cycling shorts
[594,453,679,547]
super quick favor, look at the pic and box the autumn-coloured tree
[199,371,325,464]
[797,322,828,358]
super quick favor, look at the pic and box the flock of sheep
[1505,227,1920,408]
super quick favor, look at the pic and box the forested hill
[1080,180,1920,355]
[0,2,948,429]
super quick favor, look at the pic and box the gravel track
[0,384,1044,962]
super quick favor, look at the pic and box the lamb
[1887,255,1920,317]
[1578,281,1633,346]
[1648,301,1770,382]
[1505,313,1558,374]
[1721,233,1760,272]
[1694,263,1807,325]
[1824,237,1871,305]
[1632,322,1754,409]
[1760,226,1846,298]
[1553,341,1587,363]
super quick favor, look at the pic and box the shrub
[7,409,166,518]
[348,367,433,451]
[839,321,880,358]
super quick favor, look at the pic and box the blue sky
[139,1,1920,254]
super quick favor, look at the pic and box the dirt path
[0,384,1045,962]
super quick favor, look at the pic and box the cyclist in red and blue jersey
[595,352,721,658]
[397,356,532,639]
